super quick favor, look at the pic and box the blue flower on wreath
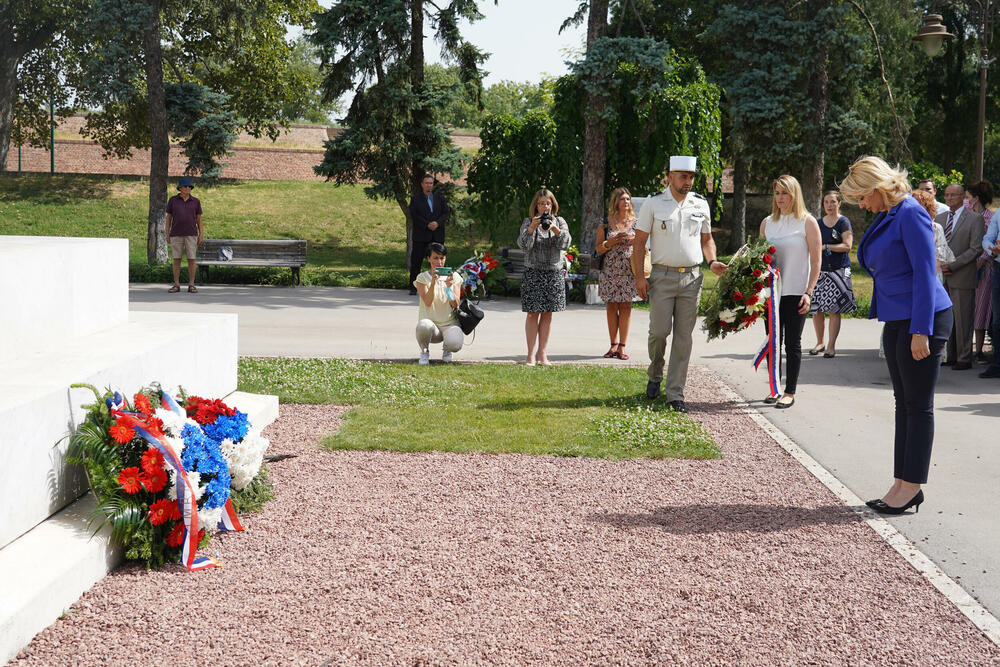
[180,423,232,509]
[203,411,250,444]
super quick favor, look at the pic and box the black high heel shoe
[870,490,924,515]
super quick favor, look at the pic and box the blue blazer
[857,195,951,335]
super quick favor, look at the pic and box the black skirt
[521,268,566,313]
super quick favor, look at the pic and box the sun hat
[177,177,195,190]
[669,156,697,173]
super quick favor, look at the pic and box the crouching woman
[414,242,464,365]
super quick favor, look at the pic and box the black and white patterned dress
[810,215,857,314]
[521,268,566,313]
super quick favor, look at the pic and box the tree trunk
[144,0,169,264]
[0,49,19,173]
[580,0,609,262]
[406,0,427,276]
[730,154,748,251]
[801,14,828,216]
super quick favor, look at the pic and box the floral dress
[598,217,639,303]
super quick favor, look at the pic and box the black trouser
[773,295,807,394]
[882,307,953,484]
[409,240,431,287]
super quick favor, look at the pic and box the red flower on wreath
[745,294,759,306]
[148,498,181,526]
[754,282,764,292]
[141,448,165,473]
[186,396,237,425]
[118,467,143,494]
[768,245,776,254]
[763,254,773,264]
[108,422,135,444]
[733,291,743,301]
[753,269,762,278]
[566,254,575,261]
[166,521,185,547]
[132,392,152,415]
[141,467,168,494]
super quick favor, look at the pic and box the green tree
[425,64,483,128]
[71,0,319,263]
[282,37,343,125]
[0,0,87,172]
[482,78,554,118]
[310,0,493,272]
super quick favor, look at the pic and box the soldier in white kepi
[631,155,727,411]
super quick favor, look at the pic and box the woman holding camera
[413,242,464,365]
[517,188,572,366]
[596,187,639,359]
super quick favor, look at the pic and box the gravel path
[12,367,1000,665]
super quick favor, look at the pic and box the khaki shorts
[170,236,198,260]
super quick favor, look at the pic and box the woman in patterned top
[596,187,640,360]
[809,191,857,358]
[517,188,572,366]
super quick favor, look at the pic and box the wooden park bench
[196,239,307,285]
[498,248,592,295]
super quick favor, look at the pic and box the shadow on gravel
[590,503,865,534]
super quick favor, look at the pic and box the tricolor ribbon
[114,411,218,571]
[160,391,244,533]
[753,266,782,397]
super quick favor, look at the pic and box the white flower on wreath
[198,505,223,532]
[758,287,771,300]
[221,432,270,490]
[167,468,204,504]
[719,309,737,324]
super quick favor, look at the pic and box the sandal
[187,285,198,293]
[615,344,629,360]
[168,285,181,293]
[604,343,619,358]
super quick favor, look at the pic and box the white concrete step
[0,390,278,664]
[0,310,238,550]
[0,236,128,362]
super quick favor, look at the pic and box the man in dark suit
[408,174,449,294]
[936,184,986,369]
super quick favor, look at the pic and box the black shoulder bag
[594,218,608,271]
[456,298,485,335]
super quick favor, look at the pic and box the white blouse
[764,214,811,296]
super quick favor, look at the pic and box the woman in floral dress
[596,187,640,360]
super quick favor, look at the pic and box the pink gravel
[11,367,1000,665]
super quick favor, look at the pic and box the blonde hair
[607,187,634,220]
[771,175,808,220]
[838,156,910,207]
[528,188,559,218]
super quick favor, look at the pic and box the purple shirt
[166,194,202,237]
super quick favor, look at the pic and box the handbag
[456,298,484,335]
[594,219,608,272]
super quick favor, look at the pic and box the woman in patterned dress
[517,188,572,366]
[966,181,994,362]
[809,191,857,358]
[595,187,640,360]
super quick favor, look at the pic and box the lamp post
[915,9,996,182]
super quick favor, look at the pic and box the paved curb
[712,377,1000,648]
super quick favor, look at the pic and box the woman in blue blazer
[840,157,953,515]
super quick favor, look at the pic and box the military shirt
[636,190,711,267]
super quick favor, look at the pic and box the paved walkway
[131,284,1000,620]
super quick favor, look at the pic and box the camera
[436,266,452,276]
[539,211,553,231]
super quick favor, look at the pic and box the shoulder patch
[692,193,706,200]
[648,190,664,197]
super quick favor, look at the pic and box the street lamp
[915,8,995,182]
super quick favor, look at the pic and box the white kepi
[669,155,697,172]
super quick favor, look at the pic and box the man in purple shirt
[165,177,204,293]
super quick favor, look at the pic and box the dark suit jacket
[858,196,951,335]
[935,206,985,290]
[408,192,449,243]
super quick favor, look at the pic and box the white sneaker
[418,350,430,365]
[442,349,453,362]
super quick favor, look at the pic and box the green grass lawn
[0,172,872,313]
[238,358,721,460]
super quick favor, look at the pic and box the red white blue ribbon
[160,392,244,533]
[753,266,782,397]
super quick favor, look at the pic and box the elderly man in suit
[408,174,450,295]
[937,184,986,369]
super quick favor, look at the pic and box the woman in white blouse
[758,175,823,408]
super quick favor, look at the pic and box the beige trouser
[945,286,975,364]
[647,265,703,401]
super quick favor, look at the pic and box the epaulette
[692,193,706,200]
[648,190,664,197]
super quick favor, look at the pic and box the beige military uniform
[636,190,711,401]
